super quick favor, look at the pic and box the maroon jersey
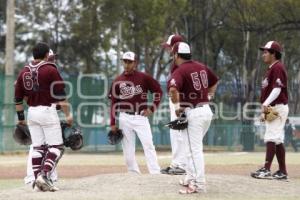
[260,61,288,105]
[170,62,179,75]
[166,62,179,84]
[168,60,219,107]
[14,61,66,106]
[109,70,163,126]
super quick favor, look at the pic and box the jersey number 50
[191,71,208,90]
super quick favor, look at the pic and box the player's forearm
[151,90,163,112]
[110,100,117,126]
[169,87,180,106]
[208,82,218,100]
[15,104,25,121]
[15,104,24,112]
[58,99,72,117]
[263,88,281,106]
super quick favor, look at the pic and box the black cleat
[160,166,172,174]
[272,170,288,181]
[251,167,272,179]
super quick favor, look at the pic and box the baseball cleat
[161,166,186,175]
[160,166,172,174]
[36,174,57,192]
[179,183,206,194]
[272,170,288,181]
[250,167,272,179]
[179,179,189,187]
[32,181,42,192]
[168,167,186,175]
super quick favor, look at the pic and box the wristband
[17,111,25,121]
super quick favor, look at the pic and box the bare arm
[58,99,73,125]
[169,87,180,104]
[208,82,218,100]
[169,87,183,116]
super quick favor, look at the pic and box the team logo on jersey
[276,78,284,87]
[119,82,143,99]
[170,78,176,86]
[261,78,268,88]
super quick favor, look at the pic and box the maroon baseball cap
[162,34,183,48]
[259,41,282,53]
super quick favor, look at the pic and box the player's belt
[271,103,287,106]
[183,104,204,109]
[124,111,140,115]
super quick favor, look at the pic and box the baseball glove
[61,121,83,151]
[165,113,188,130]
[108,128,123,145]
[13,124,32,145]
[264,106,279,122]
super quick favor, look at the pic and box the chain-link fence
[1,74,298,153]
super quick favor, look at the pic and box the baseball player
[14,42,73,191]
[24,49,58,187]
[109,51,162,174]
[160,34,187,175]
[168,42,219,194]
[251,41,289,180]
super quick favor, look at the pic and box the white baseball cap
[172,42,191,54]
[121,51,136,61]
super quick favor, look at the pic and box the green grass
[0,179,23,190]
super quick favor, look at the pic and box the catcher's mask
[61,122,83,150]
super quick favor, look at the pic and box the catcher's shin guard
[32,145,47,179]
[42,145,64,176]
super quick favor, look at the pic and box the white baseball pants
[169,98,187,169]
[119,112,160,174]
[264,104,289,144]
[27,104,63,146]
[181,105,213,187]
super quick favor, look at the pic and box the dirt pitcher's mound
[0,173,299,200]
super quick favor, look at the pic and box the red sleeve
[270,66,287,89]
[167,70,183,92]
[109,81,119,126]
[14,71,25,104]
[145,74,163,112]
[51,68,66,100]
[110,97,117,126]
[206,67,219,87]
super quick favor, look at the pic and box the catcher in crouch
[14,42,73,192]
[251,41,289,180]
[108,51,162,174]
